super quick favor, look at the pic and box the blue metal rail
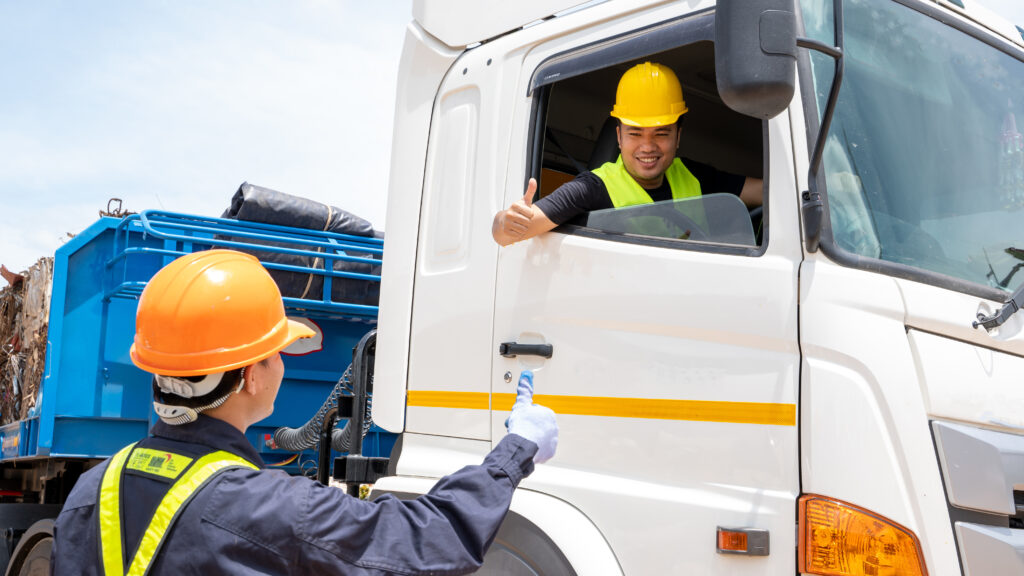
[106,211,384,318]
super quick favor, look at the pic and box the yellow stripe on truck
[407,391,795,426]
[407,391,491,410]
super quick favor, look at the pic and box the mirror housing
[715,0,797,119]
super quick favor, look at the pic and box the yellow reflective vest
[591,155,701,207]
[591,156,704,238]
[98,442,258,576]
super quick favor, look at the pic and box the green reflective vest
[98,442,258,576]
[591,155,701,207]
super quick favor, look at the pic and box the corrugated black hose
[272,365,372,453]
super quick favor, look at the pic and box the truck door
[401,43,502,442]
[489,10,804,574]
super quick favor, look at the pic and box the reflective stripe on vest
[591,155,701,208]
[99,442,259,576]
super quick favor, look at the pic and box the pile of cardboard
[0,258,53,425]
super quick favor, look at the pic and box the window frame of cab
[525,8,769,258]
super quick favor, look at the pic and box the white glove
[506,370,558,463]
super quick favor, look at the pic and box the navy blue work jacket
[52,416,537,575]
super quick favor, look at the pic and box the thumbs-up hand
[506,370,558,464]
[494,179,538,244]
[511,178,536,213]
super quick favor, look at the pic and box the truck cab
[372,0,1024,574]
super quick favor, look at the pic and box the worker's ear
[615,124,622,149]
[241,365,259,396]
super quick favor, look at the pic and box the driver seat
[588,117,620,170]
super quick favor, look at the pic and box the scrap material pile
[0,259,53,425]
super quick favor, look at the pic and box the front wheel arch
[372,476,623,576]
[477,511,576,575]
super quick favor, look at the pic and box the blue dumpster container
[0,210,395,477]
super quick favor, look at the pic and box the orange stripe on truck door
[407,391,795,426]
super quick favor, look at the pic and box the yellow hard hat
[130,250,314,377]
[610,62,688,127]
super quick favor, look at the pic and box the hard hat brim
[611,111,686,127]
[283,318,317,345]
[130,317,317,377]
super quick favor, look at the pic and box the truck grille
[932,421,1024,575]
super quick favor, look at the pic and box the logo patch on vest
[126,448,193,480]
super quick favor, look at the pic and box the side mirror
[715,0,797,119]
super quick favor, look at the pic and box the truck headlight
[799,494,927,576]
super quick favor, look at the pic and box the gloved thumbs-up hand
[506,370,558,463]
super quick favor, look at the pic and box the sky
[1,0,1024,273]
[977,0,1024,23]
[0,1,410,272]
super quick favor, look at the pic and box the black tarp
[221,183,382,307]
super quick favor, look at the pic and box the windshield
[800,0,1024,294]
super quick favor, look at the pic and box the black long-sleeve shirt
[536,159,745,226]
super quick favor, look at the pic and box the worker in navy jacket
[52,249,558,575]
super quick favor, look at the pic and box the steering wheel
[659,208,709,242]
[748,205,764,244]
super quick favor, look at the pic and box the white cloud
[972,0,1024,26]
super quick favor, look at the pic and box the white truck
[369,0,1024,574]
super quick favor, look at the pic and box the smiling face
[616,122,682,189]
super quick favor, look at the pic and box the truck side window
[533,39,766,252]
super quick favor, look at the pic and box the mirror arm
[797,0,844,253]
[795,38,840,60]
[797,38,844,177]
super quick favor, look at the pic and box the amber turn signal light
[798,495,927,576]
[718,529,748,552]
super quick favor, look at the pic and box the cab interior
[538,41,765,200]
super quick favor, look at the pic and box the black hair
[152,356,275,408]
[152,368,243,409]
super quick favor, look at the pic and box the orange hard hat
[130,250,314,376]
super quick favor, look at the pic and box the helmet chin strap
[154,367,247,426]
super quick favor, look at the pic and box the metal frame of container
[0,211,394,476]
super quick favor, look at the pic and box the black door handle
[499,342,553,358]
